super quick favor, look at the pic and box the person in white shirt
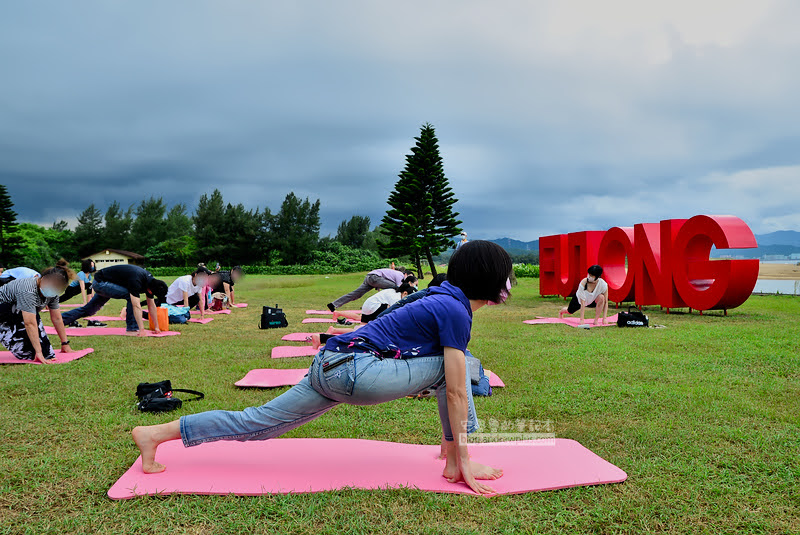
[559,265,609,325]
[164,267,210,318]
[333,283,414,324]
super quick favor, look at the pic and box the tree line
[0,123,467,276]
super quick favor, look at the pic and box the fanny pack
[617,307,649,328]
[136,380,205,412]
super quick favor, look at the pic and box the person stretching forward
[132,241,512,495]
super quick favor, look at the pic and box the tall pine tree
[0,185,23,265]
[379,123,462,278]
[73,204,104,257]
[103,201,133,247]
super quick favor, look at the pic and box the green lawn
[1,274,798,534]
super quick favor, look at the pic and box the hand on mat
[443,458,501,495]
[34,352,52,365]
[135,330,147,337]
[153,328,162,335]
[60,343,74,353]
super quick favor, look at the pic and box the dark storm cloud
[2,0,799,240]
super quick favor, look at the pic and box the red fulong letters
[539,215,759,312]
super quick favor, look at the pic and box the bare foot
[309,334,321,349]
[469,460,503,480]
[132,426,167,473]
[558,309,566,319]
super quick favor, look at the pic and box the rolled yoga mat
[0,348,94,365]
[522,314,618,328]
[44,326,180,337]
[108,437,627,499]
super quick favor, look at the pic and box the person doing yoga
[60,264,168,334]
[326,268,417,312]
[332,283,414,324]
[132,240,513,495]
[59,258,96,306]
[164,266,210,316]
[559,264,609,325]
[0,264,76,363]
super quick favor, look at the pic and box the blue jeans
[180,350,479,447]
[60,281,138,331]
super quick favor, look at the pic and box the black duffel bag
[617,307,649,328]
[136,380,204,413]
[260,304,288,329]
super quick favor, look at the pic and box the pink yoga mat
[271,346,319,359]
[0,348,94,365]
[281,332,318,342]
[232,303,248,308]
[305,309,361,315]
[235,368,309,387]
[523,314,618,328]
[44,326,179,337]
[483,369,505,388]
[191,309,230,315]
[237,367,506,389]
[108,437,627,499]
[302,318,361,324]
[188,318,214,324]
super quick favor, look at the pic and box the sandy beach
[759,263,800,280]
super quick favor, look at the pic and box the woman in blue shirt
[132,241,513,495]
[59,259,95,305]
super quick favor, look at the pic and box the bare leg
[594,295,606,326]
[309,333,321,349]
[326,326,355,335]
[558,306,568,319]
[333,311,361,322]
[132,421,181,473]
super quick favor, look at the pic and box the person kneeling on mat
[60,264,168,335]
[163,266,210,319]
[132,240,512,495]
[333,282,414,325]
[0,264,76,363]
[558,264,609,326]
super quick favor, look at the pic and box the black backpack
[136,380,204,413]
[260,304,288,329]
[617,307,649,328]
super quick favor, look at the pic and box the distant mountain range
[488,230,800,260]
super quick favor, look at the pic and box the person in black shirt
[61,264,168,335]
[211,266,243,308]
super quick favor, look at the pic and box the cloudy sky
[1,0,799,241]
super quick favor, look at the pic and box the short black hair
[403,274,417,285]
[193,266,211,276]
[232,265,244,274]
[396,282,415,294]
[81,258,95,273]
[446,240,512,302]
[147,279,169,299]
[427,273,447,288]
[588,265,603,278]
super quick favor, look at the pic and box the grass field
[1,274,798,534]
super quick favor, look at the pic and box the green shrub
[513,263,539,278]
[146,243,397,277]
